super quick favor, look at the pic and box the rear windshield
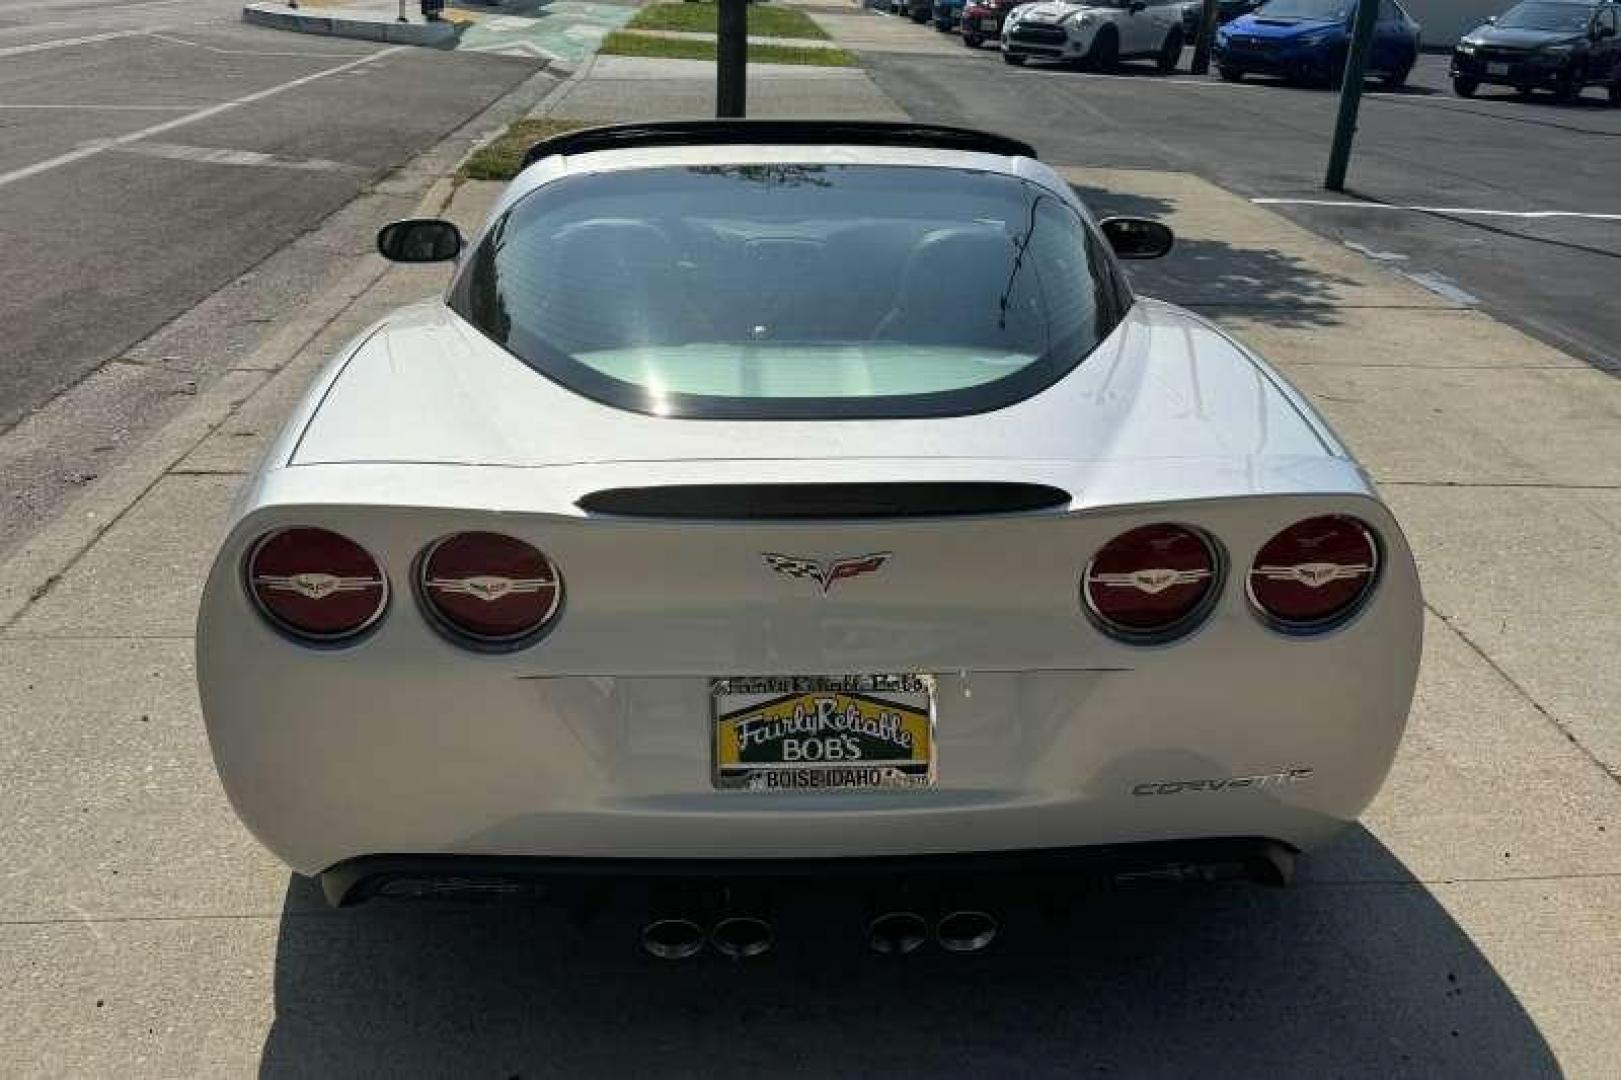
[449,164,1127,420]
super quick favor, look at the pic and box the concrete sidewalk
[0,20,1617,1078]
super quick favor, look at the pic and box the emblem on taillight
[1251,561,1373,588]
[253,572,383,601]
[763,552,891,593]
[425,574,555,603]
[1087,567,1212,596]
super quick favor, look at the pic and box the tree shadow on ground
[258,826,1558,1077]
[1072,184,1360,328]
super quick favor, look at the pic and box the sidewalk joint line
[1427,602,1621,786]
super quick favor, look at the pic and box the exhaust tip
[936,910,998,953]
[711,915,774,959]
[868,911,929,955]
[641,917,705,960]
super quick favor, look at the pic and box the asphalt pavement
[860,41,1621,375]
[0,0,544,553]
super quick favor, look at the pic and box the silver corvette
[196,122,1421,954]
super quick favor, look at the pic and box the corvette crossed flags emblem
[763,552,891,593]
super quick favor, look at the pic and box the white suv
[1003,0,1185,68]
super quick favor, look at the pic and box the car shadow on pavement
[257,826,1558,1077]
[1073,185,1359,328]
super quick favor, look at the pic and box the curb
[242,2,459,46]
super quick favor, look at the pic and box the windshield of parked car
[1494,1,1593,31]
[1254,0,1347,18]
[450,164,1126,420]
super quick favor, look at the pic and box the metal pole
[717,0,748,118]
[1190,0,1218,76]
[1324,0,1380,191]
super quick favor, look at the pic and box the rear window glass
[449,164,1127,420]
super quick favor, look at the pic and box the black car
[1452,0,1621,101]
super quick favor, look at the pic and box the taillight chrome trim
[1081,524,1225,646]
[412,533,565,653]
[1245,517,1382,636]
[243,528,391,646]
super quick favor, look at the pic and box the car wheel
[1088,26,1119,70]
[1004,51,1027,64]
[1219,65,1244,81]
[1452,76,1478,97]
[1157,28,1183,73]
[1381,63,1410,89]
[963,33,982,47]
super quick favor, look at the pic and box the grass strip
[599,30,856,66]
[627,2,829,40]
[457,118,595,183]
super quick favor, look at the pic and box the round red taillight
[247,527,388,642]
[1248,515,1379,631]
[1083,523,1219,640]
[417,532,562,647]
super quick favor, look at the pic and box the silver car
[196,121,1421,957]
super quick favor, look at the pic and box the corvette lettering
[1132,768,1314,796]
[763,552,891,593]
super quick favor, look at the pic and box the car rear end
[196,131,1421,910]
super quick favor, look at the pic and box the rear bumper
[321,837,1298,906]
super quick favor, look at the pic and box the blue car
[932,0,967,28]
[1214,0,1421,86]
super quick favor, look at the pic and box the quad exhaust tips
[867,909,999,955]
[640,915,774,960]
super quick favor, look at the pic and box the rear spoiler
[519,120,1038,169]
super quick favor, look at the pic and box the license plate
[981,16,999,29]
[1488,62,1510,75]
[711,674,935,792]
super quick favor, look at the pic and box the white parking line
[0,103,195,111]
[1254,197,1621,221]
[0,28,153,57]
[113,141,363,173]
[0,47,404,192]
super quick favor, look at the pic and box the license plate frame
[710,674,936,792]
[981,16,1000,29]
[1487,61,1510,76]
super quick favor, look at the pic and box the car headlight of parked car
[1455,39,1477,54]
[1065,11,1096,26]
[1539,43,1574,56]
[1296,29,1336,46]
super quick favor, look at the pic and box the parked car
[195,120,1421,954]
[934,0,968,28]
[1180,0,1263,39]
[1451,0,1621,101]
[1214,0,1420,86]
[1002,0,1188,68]
[963,0,1029,45]
[905,0,933,21]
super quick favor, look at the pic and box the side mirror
[1099,216,1174,260]
[376,219,462,263]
